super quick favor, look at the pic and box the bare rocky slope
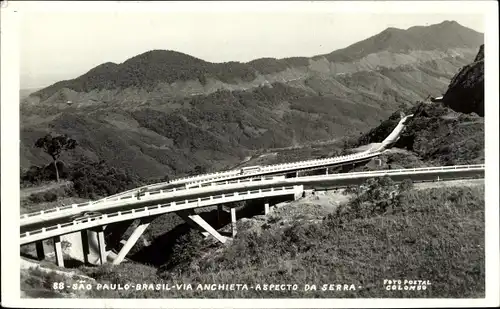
[443,44,484,116]
[20,21,484,179]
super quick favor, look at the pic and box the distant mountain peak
[383,26,403,32]
[439,20,460,25]
[30,20,483,101]
[100,61,118,66]
[123,49,210,66]
[324,20,483,62]
[82,62,118,75]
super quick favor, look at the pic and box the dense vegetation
[70,159,142,199]
[32,50,261,101]
[42,179,483,298]
[21,162,69,186]
[21,158,142,200]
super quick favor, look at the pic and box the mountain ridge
[28,20,483,103]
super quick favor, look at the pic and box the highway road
[20,164,484,245]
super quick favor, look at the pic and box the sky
[17,1,486,89]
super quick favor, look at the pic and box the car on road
[70,211,103,222]
[240,166,262,175]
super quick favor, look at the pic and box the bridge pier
[189,213,227,243]
[177,210,227,244]
[176,210,207,236]
[264,202,270,215]
[35,241,45,260]
[81,230,90,264]
[217,205,223,227]
[113,217,155,265]
[95,227,106,265]
[294,185,304,200]
[230,207,237,238]
[53,236,64,267]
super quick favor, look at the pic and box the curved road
[94,115,413,202]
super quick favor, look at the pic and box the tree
[35,133,77,182]
[161,174,170,183]
[190,165,207,176]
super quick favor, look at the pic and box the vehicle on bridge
[240,165,262,175]
[137,187,148,200]
[70,211,103,222]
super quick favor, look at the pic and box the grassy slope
[30,184,482,298]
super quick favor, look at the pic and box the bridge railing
[183,151,380,186]
[298,164,485,180]
[186,175,285,188]
[20,161,484,221]
[183,163,484,188]
[19,163,484,243]
[20,153,378,220]
[94,152,360,201]
[20,175,291,220]
[20,185,302,244]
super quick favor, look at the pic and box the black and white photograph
[1,1,499,308]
